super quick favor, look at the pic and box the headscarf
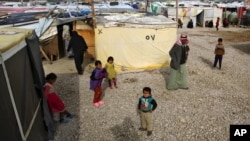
[176,33,189,45]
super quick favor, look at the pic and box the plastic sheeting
[95,25,177,71]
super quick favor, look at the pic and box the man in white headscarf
[167,34,190,90]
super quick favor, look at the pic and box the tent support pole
[25,99,41,139]
[91,0,96,28]
[0,52,26,141]
[176,0,179,24]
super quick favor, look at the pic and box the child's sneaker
[93,102,100,107]
[98,100,104,105]
[60,118,68,124]
[66,114,76,119]
[147,131,152,136]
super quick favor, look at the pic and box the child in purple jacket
[90,60,107,107]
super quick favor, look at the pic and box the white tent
[95,13,177,71]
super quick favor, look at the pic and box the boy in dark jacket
[137,87,157,136]
[213,38,225,69]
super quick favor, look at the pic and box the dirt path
[43,27,250,141]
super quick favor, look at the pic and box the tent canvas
[95,14,177,71]
[168,7,222,27]
[0,28,53,141]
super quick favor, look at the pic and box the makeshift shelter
[95,13,177,71]
[16,17,88,61]
[168,7,201,27]
[168,7,222,28]
[0,28,54,141]
[197,7,223,27]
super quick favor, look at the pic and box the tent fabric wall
[26,34,56,140]
[204,8,223,27]
[95,25,177,71]
[0,65,21,140]
[0,28,49,141]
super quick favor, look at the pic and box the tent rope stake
[0,52,26,141]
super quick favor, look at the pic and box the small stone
[180,118,186,123]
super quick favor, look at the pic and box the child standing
[216,17,220,31]
[44,73,75,123]
[213,38,225,69]
[105,56,118,89]
[137,87,157,136]
[90,60,107,107]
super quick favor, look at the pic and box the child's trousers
[108,78,117,88]
[213,55,223,68]
[140,112,153,131]
[93,86,102,103]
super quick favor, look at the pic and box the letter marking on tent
[98,29,103,34]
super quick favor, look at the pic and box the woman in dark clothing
[187,19,193,28]
[67,31,88,75]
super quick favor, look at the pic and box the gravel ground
[43,27,250,141]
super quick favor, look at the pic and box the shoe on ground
[115,86,118,88]
[147,131,152,136]
[138,127,146,131]
[109,86,112,89]
[66,114,76,119]
[60,118,68,124]
[98,100,104,105]
[167,88,178,91]
[93,102,100,107]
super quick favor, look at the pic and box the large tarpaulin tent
[0,28,54,141]
[95,13,177,71]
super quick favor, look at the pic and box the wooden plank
[40,46,52,64]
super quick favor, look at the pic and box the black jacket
[67,31,88,53]
[169,43,190,70]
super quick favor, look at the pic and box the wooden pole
[91,0,96,28]
[146,0,150,13]
[176,0,179,25]
[40,46,52,64]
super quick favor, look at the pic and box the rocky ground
[43,26,250,141]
